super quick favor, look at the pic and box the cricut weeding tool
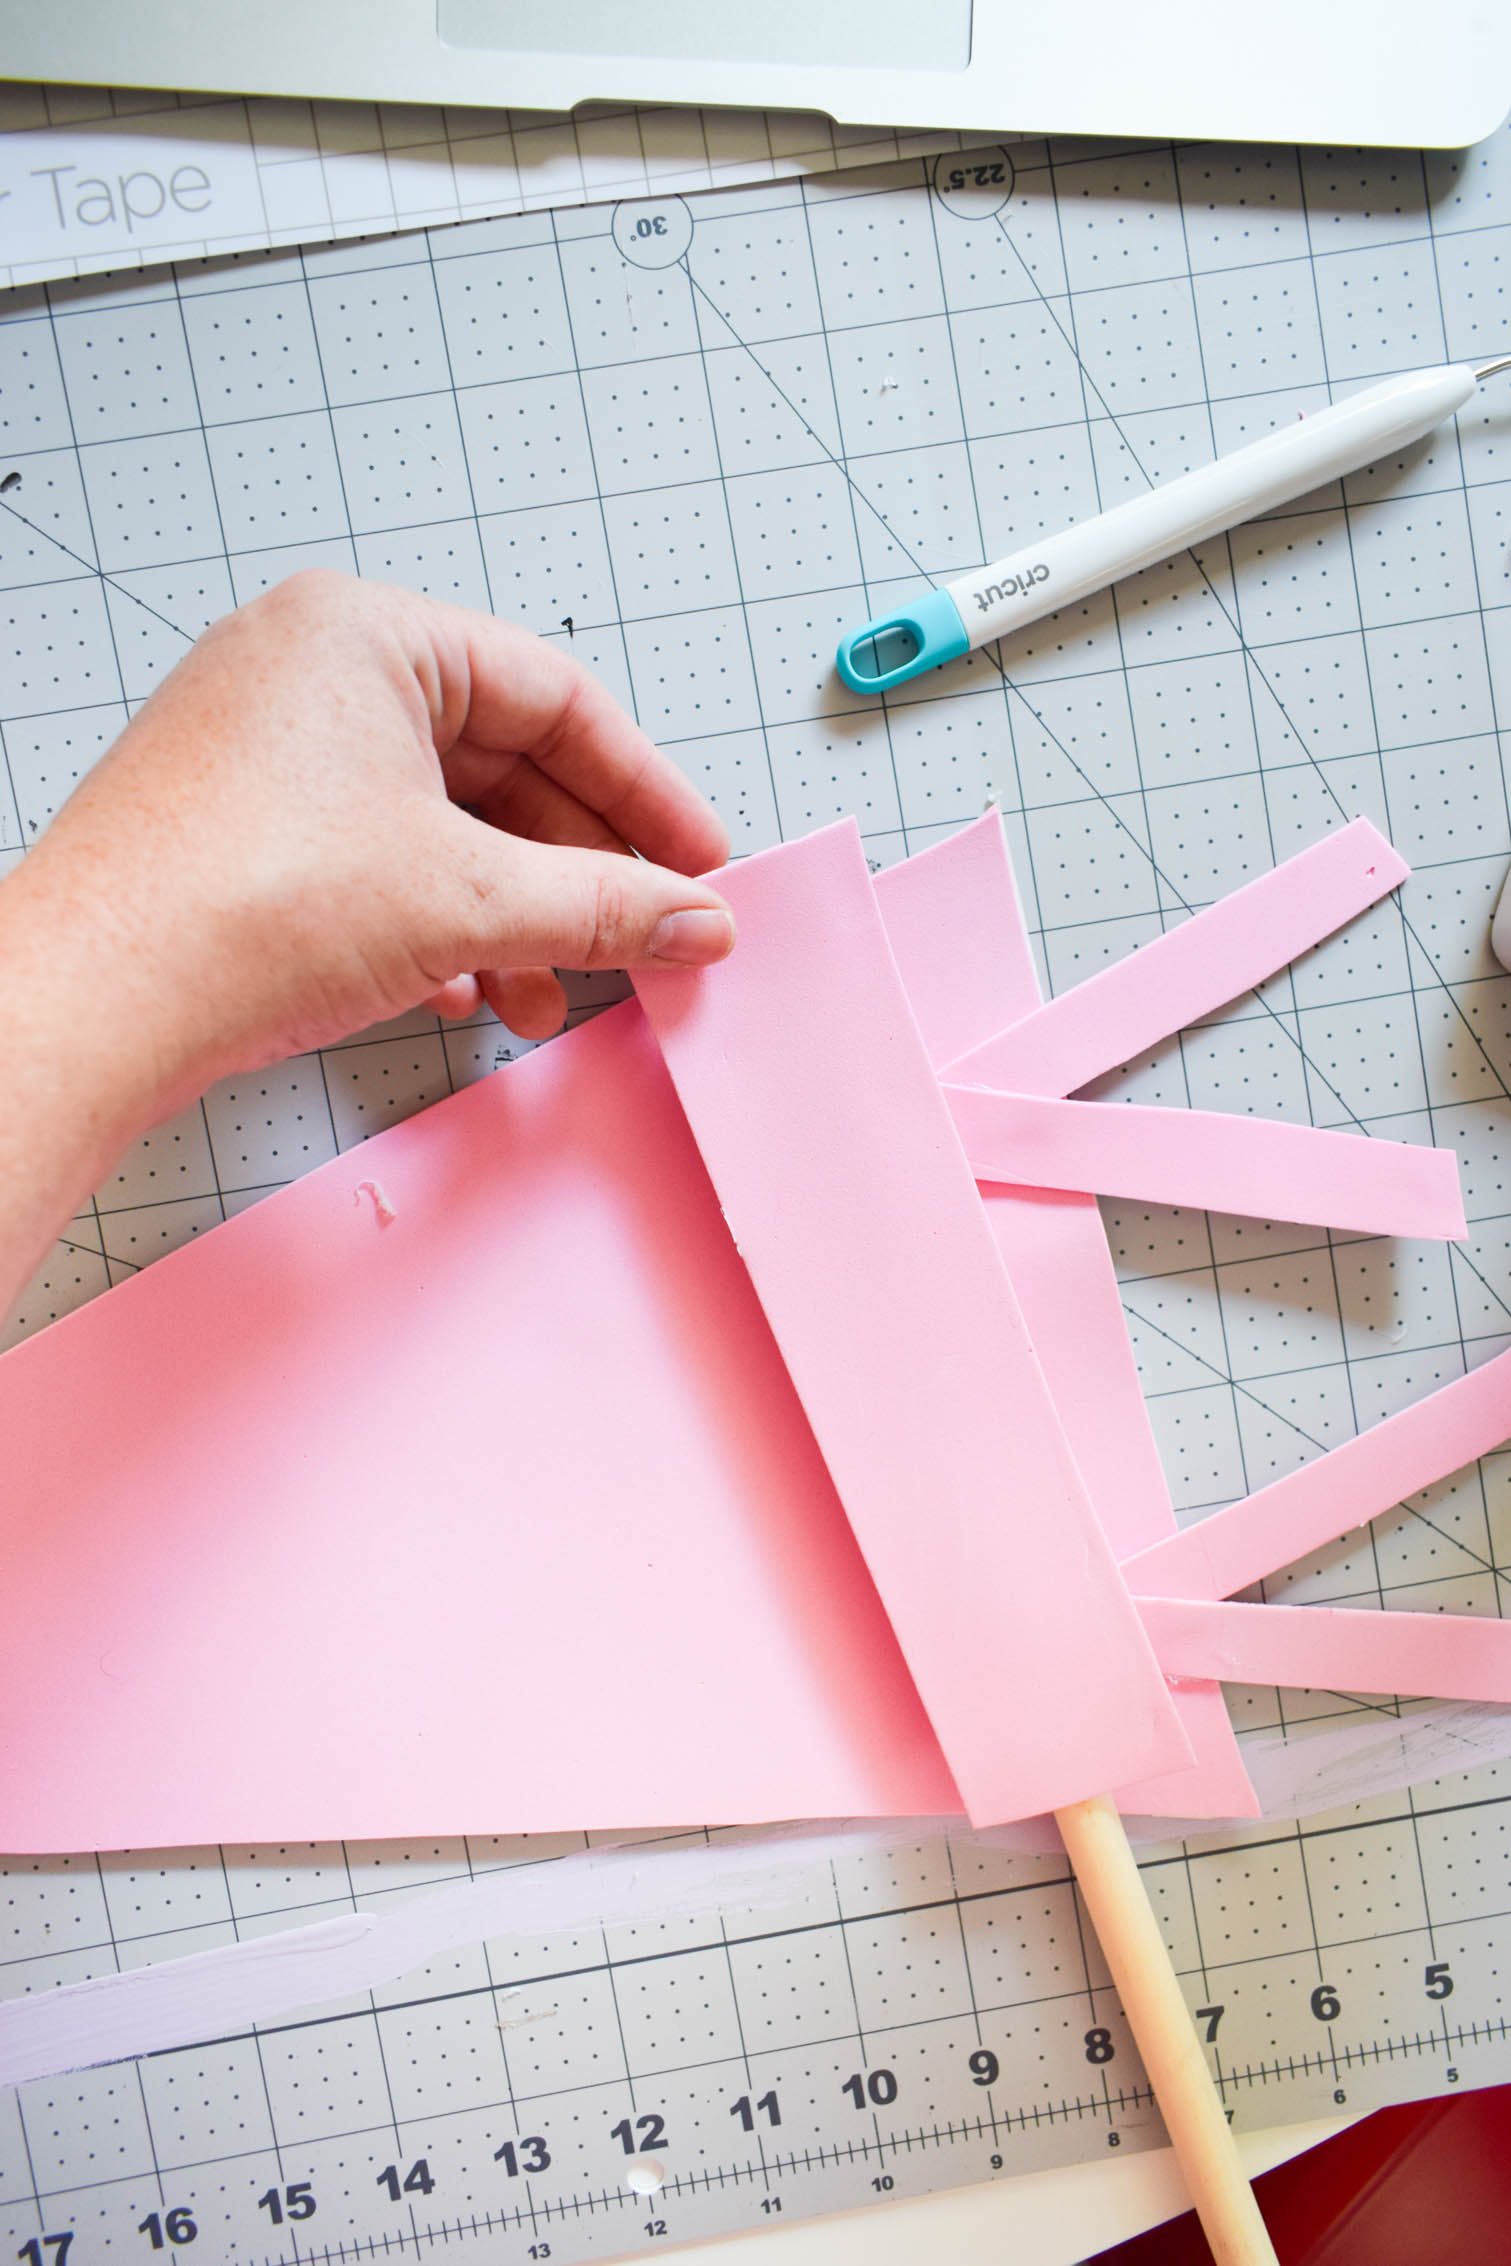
[836,355,1511,694]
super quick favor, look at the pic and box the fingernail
[650,908,736,966]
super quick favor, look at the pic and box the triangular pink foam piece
[3,820,1085,1852]
[0,979,960,1851]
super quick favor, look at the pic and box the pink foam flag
[0,808,1487,1855]
[0,813,1191,1855]
[948,819,1407,1097]
[633,820,1191,1826]
[1140,1596,1511,1705]
[875,823,1258,1820]
[0,992,963,1852]
[1126,1348,1511,1606]
[943,1088,1466,1241]
[870,813,1036,1072]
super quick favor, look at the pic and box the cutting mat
[2,119,1511,2263]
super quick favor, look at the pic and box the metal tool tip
[1473,352,1511,381]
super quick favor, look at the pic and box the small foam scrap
[355,1180,398,1227]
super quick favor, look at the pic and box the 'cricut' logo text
[973,563,1049,613]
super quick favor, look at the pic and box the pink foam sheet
[947,819,1408,1099]
[0,805,1466,1855]
[633,820,1192,1827]
[0,992,966,1853]
[1139,1596,1511,1706]
[983,1187,1266,1819]
[867,812,1038,1070]
[943,1088,1466,1242]
[1126,1347,1511,1607]
[873,821,1258,1821]
[0,808,1208,1857]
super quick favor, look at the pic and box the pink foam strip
[990,1188,1262,1820]
[1126,1348,1511,1605]
[634,820,1192,1825]
[947,819,1409,1097]
[875,818,1257,1821]
[944,1088,1466,1241]
[1140,1595,1511,1704]
[870,814,1041,1067]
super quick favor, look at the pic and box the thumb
[439,816,736,976]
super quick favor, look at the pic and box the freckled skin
[0,571,734,1319]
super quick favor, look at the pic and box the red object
[1090,2086,1511,2264]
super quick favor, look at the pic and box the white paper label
[0,106,268,271]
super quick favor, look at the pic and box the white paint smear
[0,1821,947,2089]
[5,1704,1508,2091]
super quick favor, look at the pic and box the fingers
[437,736,627,858]
[443,614,729,878]
[423,965,569,1042]
[425,967,569,1041]
[422,965,569,1044]
[429,737,724,1039]
[480,967,569,1040]
[437,810,735,978]
[424,974,484,1019]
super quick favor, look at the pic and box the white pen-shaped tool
[835,356,1511,694]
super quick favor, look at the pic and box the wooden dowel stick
[1055,1794,1278,2266]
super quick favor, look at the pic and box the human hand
[19,571,735,1117]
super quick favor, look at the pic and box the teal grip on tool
[834,588,969,693]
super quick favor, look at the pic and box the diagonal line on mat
[1447,1239,1511,1330]
[1127,1291,1502,1577]
[988,207,1511,1122]
[0,497,201,648]
[679,253,1378,1138]
[54,1233,138,1270]
[1127,1291,1333,1454]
